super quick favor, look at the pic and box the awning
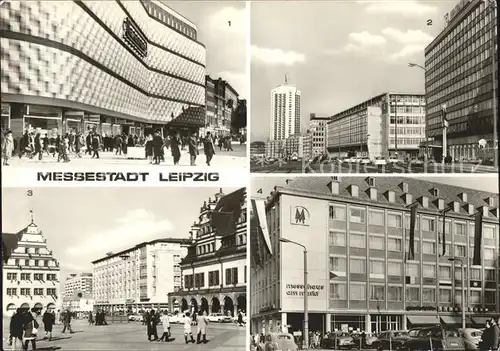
[440,316,461,325]
[407,315,439,325]
[165,106,205,128]
[472,317,491,326]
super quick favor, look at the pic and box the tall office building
[270,79,301,141]
[425,0,497,160]
[309,114,330,157]
[63,273,93,299]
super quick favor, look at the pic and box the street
[4,144,246,169]
[251,160,497,173]
[2,318,246,350]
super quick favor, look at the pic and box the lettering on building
[285,284,324,297]
[123,18,148,58]
[290,206,310,226]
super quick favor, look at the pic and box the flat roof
[156,1,197,29]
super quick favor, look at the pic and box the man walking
[159,311,171,342]
[61,309,74,334]
[203,132,216,166]
[42,308,55,340]
[183,311,195,344]
[196,311,209,344]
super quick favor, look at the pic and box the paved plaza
[2,318,246,350]
[3,144,247,169]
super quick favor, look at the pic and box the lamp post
[441,104,448,164]
[408,63,426,71]
[408,63,429,159]
[448,257,466,329]
[279,238,308,350]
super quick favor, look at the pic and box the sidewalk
[2,144,247,170]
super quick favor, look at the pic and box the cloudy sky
[165,1,247,99]
[2,187,239,290]
[250,0,458,141]
[251,176,499,199]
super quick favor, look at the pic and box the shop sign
[123,18,148,58]
[284,283,324,297]
[290,206,310,226]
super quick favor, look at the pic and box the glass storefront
[1,103,11,131]
[112,124,121,136]
[102,123,112,137]
[66,118,82,134]
[24,116,62,138]
[371,315,402,333]
[84,121,100,133]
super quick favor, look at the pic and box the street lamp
[408,63,426,71]
[448,257,466,329]
[279,237,308,350]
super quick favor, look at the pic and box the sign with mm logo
[290,206,310,226]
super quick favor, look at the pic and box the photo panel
[1,0,248,177]
[2,186,248,350]
[249,0,498,174]
[249,175,498,349]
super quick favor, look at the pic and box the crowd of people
[1,128,243,166]
[8,307,59,350]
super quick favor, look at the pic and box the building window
[369,236,384,250]
[34,288,44,296]
[350,234,366,248]
[454,245,466,257]
[44,260,48,267]
[485,291,496,304]
[388,238,402,251]
[388,262,402,276]
[329,257,346,272]
[485,269,496,281]
[350,258,366,274]
[194,273,205,288]
[47,288,56,296]
[422,242,436,255]
[388,286,402,301]
[329,206,346,220]
[406,263,420,277]
[439,266,451,279]
[406,287,420,302]
[7,288,17,296]
[370,285,385,300]
[349,208,366,223]
[34,273,43,280]
[423,288,436,302]
[47,274,56,281]
[421,218,435,232]
[439,289,452,303]
[21,288,31,296]
[455,223,466,235]
[330,283,346,299]
[34,260,39,267]
[185,274,194,289]
[350,284,366,300]
[484,226,495,239]
[225,267,238,285]
[329,231,346,246]
[469,290,481,304]
[388,214,402,228]
[7,273,17,280]
[422,264,435,278]
[484,248,495,260]
[370,260,385,275]
[369,211,384,226]
[21,273,31,280]
[34,248,39,254]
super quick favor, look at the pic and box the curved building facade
[1,0,206,139]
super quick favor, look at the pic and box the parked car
[169,313,185,324]
[409,158,424,166]
[232,313,247,324]
[127,314,143,322]
[402,326,464,351]
[408,328,422,338]
[207,313,232,323]
[360,157,371,165]
[321,332,356,349]
[460,328,482,351]
[257,333,298,351]
[388,157,400,164]
[373,157,387,166]
[372,330,411,351]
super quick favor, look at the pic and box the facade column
[325,313,332,333]
[365,314,372,333]
[402,314,407,330]
[281,312,288,333]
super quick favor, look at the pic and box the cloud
[360,0,438,16]
[66,209,176,257]
[216,70,248,99]
[251,45,306,66]
[207,6,246,36]
[349,31,387,46]
[382,28,434,44]
[61,262,89,272]
[389,44,428,59]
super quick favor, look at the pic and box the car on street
[207,313,232,323]
[409,158,424,166]
[460,328,483,351]
[402,326,464,351]
[321,332,356,349]
[232,313,247,324]
[169,313,185,324]
[373,157,387,166]
[372,330,411,351]
[257,333,298,351]
[388,157,400,164]
[127,314,143,322]
[360,157,371,165]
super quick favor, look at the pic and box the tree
[231,99,247,133]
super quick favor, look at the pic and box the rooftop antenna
[29,210,34,224]
[285,73,288,85]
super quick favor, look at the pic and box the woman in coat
[188,133,198,166]
[34,133,43,161]
[9,308,24,350]
[2,130,14,166]
[22,309,38,350]
[170,133,181,165]
[42,309,55,341]
[203,132,216,166]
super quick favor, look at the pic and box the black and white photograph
[249,0,498,174]
[1,0,247,170]
[250,175,499,351]
[2,186,247,350]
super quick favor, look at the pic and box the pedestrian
[2,130,14,166]
[9,308,23,350]
[203,132,216,166]
[22,308,38,351]
[492,319,500,351]
[480,320,493,350]
[237,310,244,326]
[62,309,74,334]
[145,134,153,163]
[88,311,94,325]
[159,311,171,342]
[152,131,163,165]
[170,133,181,165]
[143,310,149,326]
[196,311,209,344]
[188,133,198,166]
[147,308,159,341]
[42,308,55,341]
[33,132,43,161]
[183,311,195,344]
